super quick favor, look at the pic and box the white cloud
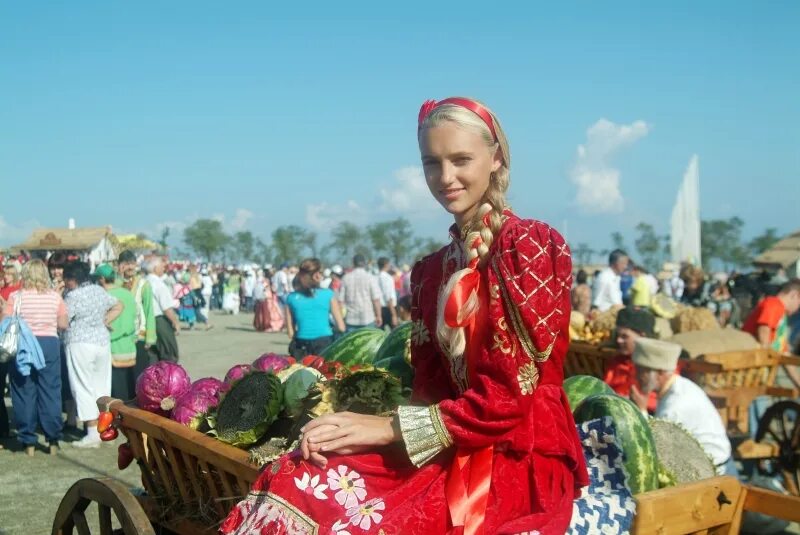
[306,200,366,231]
[570,119,650,214]
[230,208,254,231]
[379,166,439,215]
[0,215,41,247]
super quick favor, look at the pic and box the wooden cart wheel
[52,477,155,535]
[755,400,800,496]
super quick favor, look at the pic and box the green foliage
[634,223,662,273]
[611,231,628,253]
[748,228,780,257]
[572,243,595,267]
[328,222,370,263]
[700,217,750,270]
[271,225,309,265]
[233,231,255,262]
[158,227,170,251]
[183,219,229,261]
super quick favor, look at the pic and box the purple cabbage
[191,377,226,399]
[224,364,252,385]
[171,390,219,429]
[135,362,192,414]
[252,353,292,374]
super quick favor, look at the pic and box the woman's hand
[300,412,399,460]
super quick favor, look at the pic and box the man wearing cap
[630,338,736,476]
[339,254,382,331]
[96,264,138,400]
[117,250,156,378]
[603,306,658,412]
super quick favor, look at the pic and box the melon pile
[565,375,716,494]
[134,325,415,465]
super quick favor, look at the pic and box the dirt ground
[1,312,798,534]
[0,311,288,534]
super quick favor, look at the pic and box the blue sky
[2,1,798,258]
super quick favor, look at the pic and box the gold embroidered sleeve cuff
[398,404,453,467]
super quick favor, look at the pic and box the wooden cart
[52,397,260,535]
[682,349,800,495]
[52,397,800,535]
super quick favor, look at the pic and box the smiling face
[419,122,502,227]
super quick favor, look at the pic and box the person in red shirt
[742,279,800,387]
[604,306,658,412]
[0,262,22,305]
[742,279,800,354]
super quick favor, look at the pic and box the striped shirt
[338,268,381,326]
[4,289,66,337]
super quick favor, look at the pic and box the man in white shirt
[630,338,736,476]
[377,257,398,330]
[339,254,382,331]
[593,249,629,312]
[272,263,291,309]
[144,256,181,362]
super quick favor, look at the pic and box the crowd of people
[0,249,416,454]
[573,248,800,340]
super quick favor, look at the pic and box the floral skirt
[220,445,577,535]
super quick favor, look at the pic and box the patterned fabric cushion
[567,417,637,535]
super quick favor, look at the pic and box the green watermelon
[563,375,614,412]
[321,328,388,365]
[374,356,414,389]
[572,393,659,495]
[373,322,412,363]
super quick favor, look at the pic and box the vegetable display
[135,362,192,414]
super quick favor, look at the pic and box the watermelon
[374,356,414,389]
[321,328,388,365]
[563,375,614,412]
[572,393,659,495]
[373,322,412,364]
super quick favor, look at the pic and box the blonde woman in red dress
[221,98,588,535]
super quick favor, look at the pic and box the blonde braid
[422,98,512,360]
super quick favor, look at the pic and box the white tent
[670,155,701,265]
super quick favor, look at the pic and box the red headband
[418,97,498,141]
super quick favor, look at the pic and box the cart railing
[633,476,800,534]
[564,341,617,379]
[99,396,260,534]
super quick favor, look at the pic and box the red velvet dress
[220,214,588,535]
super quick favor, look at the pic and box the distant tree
[572,243,594,267]
[233,231,255,262]
[183,219,228,261]
[386,218,416,265]
[748,228,781,257]
[413,237,446,261]
[367,221,393,258]
[634,223,661,272]
[611,231,628,253]
[158,227,170,251]
[328,222,368,262]
[701,217,749,270]
[271,225,307,265]
[252,238,272,266]
[304,231,319,258]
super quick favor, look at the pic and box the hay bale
[653,317,674,340]
[670,307,720,334]
[669,327,759,359]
